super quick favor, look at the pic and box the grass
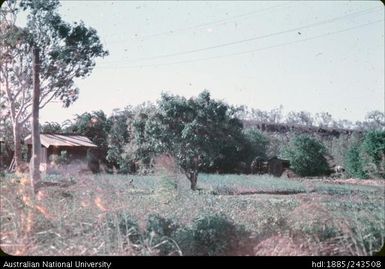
[0,171,384,256]
[198,174,307,195]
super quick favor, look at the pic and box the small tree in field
[283,135,329,177]
[147,90,244,190]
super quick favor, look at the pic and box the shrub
[105,212,141,245]
[146,214,179,237]
[145,214,181,255]
[344,131,385,179]
[171,213,244,256]
[189,213,244,256]
[283,135,329,177]
[361,131,385,178]
[344,143,367,179]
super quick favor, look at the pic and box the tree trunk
[12,122,22,172]
[30,46,41,193]
[186,170,198,191]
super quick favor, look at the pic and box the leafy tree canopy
[147,90,244,190]
[283,134,329,177]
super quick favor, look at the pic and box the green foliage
[105,212,141,245]
[325,133,360,171]
[69,111,112,169]
[1,0,108,171]
[147,90,245,189]
[361,131,385,178]
[344,131,385,179]
[20,0,108,106]
[106,109,133,173]
[344,143,367,179]
[242,128,269,162]
[41,122,62,133]
[172,213,247,256]
[188,213,244,256]
[283,135,330,177]
[146,214,179,238]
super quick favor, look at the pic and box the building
[251,156,290,177]
[267,157,290,177]
[24,133,97,171]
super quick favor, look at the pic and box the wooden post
[31,46,41,192]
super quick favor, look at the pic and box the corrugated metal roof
[24,134,97,148]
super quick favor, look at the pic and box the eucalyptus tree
[0,0,108,171]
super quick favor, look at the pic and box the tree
[344,131,385,179]
[106,108,133,173]
[356,111,385,131]
[361,130,385,178]
[242,128,269,161]
[147,90,244,190]
[68,111,112,169]
[283,135,330,177]
[315,112,335,128]
[345,143,367,179]
[41,121,62,133]
[335,119,354,130]
[0,0,108,171]
[286,111,314,127]
[249,105,283,124]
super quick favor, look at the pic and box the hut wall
[47,146,88,162]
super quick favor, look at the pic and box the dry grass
[0,171,383,256]
[253,235,312,256]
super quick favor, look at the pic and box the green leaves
[3,0,109,110]
[345,130,385,179]
[148,91,245,187]
[283,135,330,177]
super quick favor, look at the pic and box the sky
[35,0,384,124]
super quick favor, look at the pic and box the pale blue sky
[38,1,384,123]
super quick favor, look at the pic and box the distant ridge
[242,120,362,138]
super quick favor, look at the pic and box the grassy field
[0,171,384,256]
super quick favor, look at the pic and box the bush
[106,212,141,245]
[188,213,244,256]
[283,135,330,177]
[145,215,181,255]
[171,213,245,256]
[345,131,385,179]
[361,131,385,178]
[344,143,367,179]
[146,214,179,237]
